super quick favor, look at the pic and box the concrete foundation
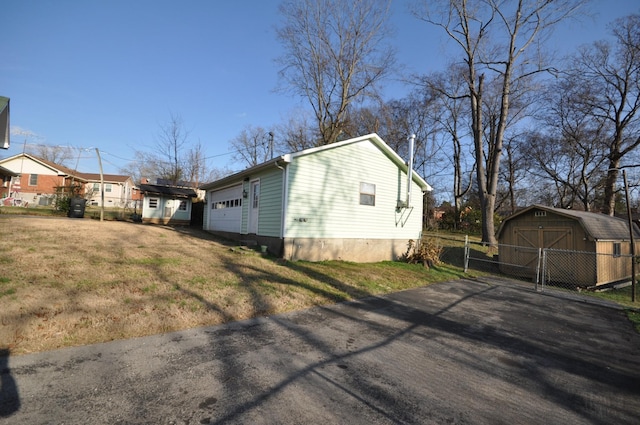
[205,231,412,262]
[282,237,410,262]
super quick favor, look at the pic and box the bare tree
[276,0,396,145]
[567,14,640,215]
[154,113,189,184]
[122,113,206,186]
[420,65,476,228]
[529,75,611,211]
[275,111,318,152]
[184,140,221,188]
[230,125,275,167]
[25,144,75,167]
[415,0,585,244]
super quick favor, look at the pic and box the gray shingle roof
[500,204,640,241]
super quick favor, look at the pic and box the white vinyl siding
[285,140,422,240]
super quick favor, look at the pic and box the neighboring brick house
[0,153,86,206]
[0,153,135,208]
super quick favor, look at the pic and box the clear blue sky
[2,0,638,176]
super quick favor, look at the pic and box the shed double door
[514,227,572,276]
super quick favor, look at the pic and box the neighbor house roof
[0,153,88,181]
[497,204,640,241]
[138,183,196,198]
[77,173,132,183]
[201,133,433,191]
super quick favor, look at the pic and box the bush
[401,238,443,269]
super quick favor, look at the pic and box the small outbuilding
[138,183,197,225]
[496,204,640,287]
[201,133,432,262]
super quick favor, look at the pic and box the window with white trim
[105,183,112,192]
[29,174,38,186]
[178,200,187,211]
[359,182,375,206]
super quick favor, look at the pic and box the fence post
[464,235,469,273]
[535,247,542,291]
[540,249,547,292]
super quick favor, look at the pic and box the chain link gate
[463,238,636,298]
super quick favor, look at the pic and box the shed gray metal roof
[138,184,196,198]
[498,204,640,241]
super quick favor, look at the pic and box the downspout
[275,159,287,239]
[406,134,415,208]
[276,157,290,258]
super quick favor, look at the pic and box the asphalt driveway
[1,277,639,424]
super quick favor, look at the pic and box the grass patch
[0,288,16,298]
[587,285,638,308]
[626,309,640,332]
[126,257,182,266]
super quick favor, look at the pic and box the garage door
[209,185,242,232]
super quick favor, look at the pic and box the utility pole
[268,132,274,159]
[95,148,104,222]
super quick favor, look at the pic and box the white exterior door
[208,185,243,232]
[248,180,259,234]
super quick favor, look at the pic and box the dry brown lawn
[0,216,465,355]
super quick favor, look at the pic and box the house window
[29,174,38,186]
[148,198,159,209]
[535,211,547,217]
[93,183,99,191]
[613,242,621,257]
[178,200,187,211]
[105,184,112,192]
[359,182,375,206]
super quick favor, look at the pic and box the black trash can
[68,198,87,218]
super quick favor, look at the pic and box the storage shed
[138,184,197,225]
[201,133,432,262]
[496,204,640,287]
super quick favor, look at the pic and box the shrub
[401,238,443,269]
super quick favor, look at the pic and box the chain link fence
[421,233,636,301]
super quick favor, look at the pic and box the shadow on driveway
[2,278,640,424]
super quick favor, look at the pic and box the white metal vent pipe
[406,134,415,207]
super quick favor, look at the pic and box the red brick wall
[13,174,83,196]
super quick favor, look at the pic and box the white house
[78,173,136,208]
[138,183,197,225]
[201,133,432,262]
